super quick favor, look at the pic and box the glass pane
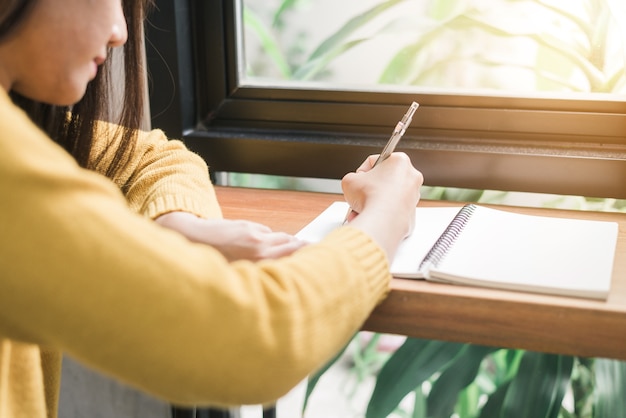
[240,0,626,97]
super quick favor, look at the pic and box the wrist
[155,211,201,230]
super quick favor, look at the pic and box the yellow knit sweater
[0,90,391,417]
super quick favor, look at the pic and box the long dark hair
[0,0,153,180]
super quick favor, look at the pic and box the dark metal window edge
[146,0,626,199]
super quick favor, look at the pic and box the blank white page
[427,206,618,299]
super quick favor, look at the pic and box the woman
[0,1,423,418]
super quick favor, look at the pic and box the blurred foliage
[304,335,626,418]
[244,0,626,92]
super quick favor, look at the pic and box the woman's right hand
[341,152,423,261]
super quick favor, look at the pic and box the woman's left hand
[155,211,306,261]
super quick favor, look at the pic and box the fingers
[345,209,358,224]
[250,230,306,260]
[208,220,307,261]
[342,152,422,236]
[342,152,420,208]
[256,238,308,260]
[355,154,380,173]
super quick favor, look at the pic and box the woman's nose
[108,19,128,48]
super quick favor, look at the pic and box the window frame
[145,0,626,199]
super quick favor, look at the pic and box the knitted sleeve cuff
[145,194,223,220]
[322,226,392,304]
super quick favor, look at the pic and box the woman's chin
[44,87,89,107]
[15,85,88,107]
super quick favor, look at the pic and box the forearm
[3,207,388,406]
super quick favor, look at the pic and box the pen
[372,101,419,168]
[343,101,419,224]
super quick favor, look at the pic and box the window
[145,0,626,199]
[243,1,626,95]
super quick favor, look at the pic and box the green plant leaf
[500,349,525,381]
[378,19,450,85]
[501,352,574,418]
[306,0,407,62]
[412,386,427,418]
[605,0,626,54]
[428,0,465,21]
[441,187,484,202]
[455,382,481,418]
[365,338,465,418]
[593,358,626,418]
[271,0,301,28]
[293,38,368,81]
[381,8,606,90]
[427,344,498,418]
[478,380,512,418]
[243,7,292,78]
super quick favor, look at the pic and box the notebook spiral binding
[419,204,477,270]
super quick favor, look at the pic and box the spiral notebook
[296,202,619,300]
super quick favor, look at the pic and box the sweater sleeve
[89,121,223,220]
[0,95,391,407]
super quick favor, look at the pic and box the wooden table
[215,186,626,361]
